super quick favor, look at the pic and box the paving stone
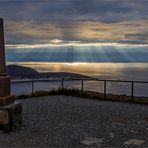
[124,139,145,146]
[109,132,114,138]
[81,138,104,146]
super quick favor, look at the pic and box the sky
[0,0,148,62]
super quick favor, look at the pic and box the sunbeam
[6,43,148,63]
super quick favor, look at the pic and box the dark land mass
[6,65,89,79]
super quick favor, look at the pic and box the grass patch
[16,88,148,105]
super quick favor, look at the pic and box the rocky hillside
[6,65,89,79]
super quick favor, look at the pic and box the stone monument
[0,18,22,132]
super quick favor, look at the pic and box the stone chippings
[0,95,147,148]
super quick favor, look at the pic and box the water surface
[9,62,148,97]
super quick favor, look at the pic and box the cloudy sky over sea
[0,0,148,63]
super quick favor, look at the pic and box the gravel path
[0,95,148,148]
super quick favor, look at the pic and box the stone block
[0,110,9,124]
[0,96,16,106]
[0,76,11,98]
[0,101,22,132]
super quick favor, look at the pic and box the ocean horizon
[6,45,148,97]
[6,44,148,63]
[7,62,148,81]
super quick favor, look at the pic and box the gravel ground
[0,95,148,148]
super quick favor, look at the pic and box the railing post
[61,78,64,91]
[81,80,84,94]
[104,80,107,99]
[131,81,134,101]
[31,79,34,95]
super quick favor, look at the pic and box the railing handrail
[11,78,62,83]
[11,77,148,99]
[11,77,148,84]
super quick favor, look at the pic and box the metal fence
[11,77,148,98]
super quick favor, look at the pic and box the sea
[6,43,148,97]
[8,62,148,97]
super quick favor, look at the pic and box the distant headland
[7,65,89,80]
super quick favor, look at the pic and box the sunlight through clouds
[6,43,148,63]
[6,41,148,50]
[0,0,148,63]
[4,20,148,46]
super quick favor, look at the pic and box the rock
[0,101,22,132]
[109,133,114,138]
[130,130,135,133]
[137,121,142,124]
[144,117,148,121]
[124,139,145,146]
[146,128,148,131]
[81,138,104,146]
[0,110,9,124]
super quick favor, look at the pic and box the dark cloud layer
[0,0,148,45]
[1,0,148,22]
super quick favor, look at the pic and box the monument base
[0,101,22,132]
[0,96,16,106]
[0,75,11,98]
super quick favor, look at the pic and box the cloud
[0,0,148,22]
[0,0,148,46]
[125,33,148,41]
[5,20,63,44]
[3,19,148,45]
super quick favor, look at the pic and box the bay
[10,62,148,97]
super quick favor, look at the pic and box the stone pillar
[0,18,22,132]
[0,18,6,74]
[0,18,12,103]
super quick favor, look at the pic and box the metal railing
[11,78,61,95]
[11,77,148,99]
[59,78,148,99]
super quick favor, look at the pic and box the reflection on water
[8,62,148,97]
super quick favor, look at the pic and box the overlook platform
[0,95,147,147]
